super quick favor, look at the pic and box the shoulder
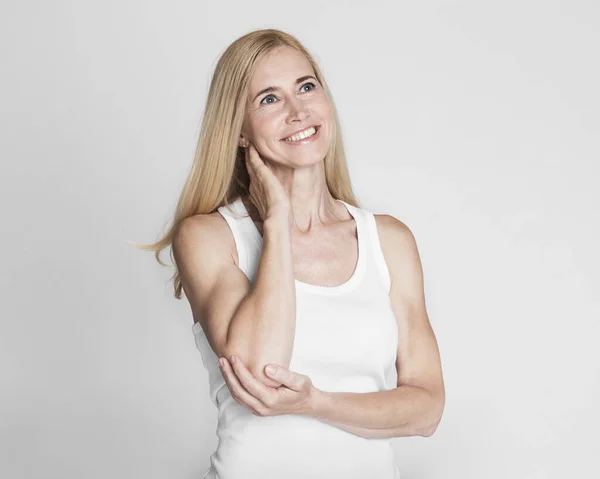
[373,213,417,249]
[173,211,237,266]
[372,213,422,283]
[174,211,228,245]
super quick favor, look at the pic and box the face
[241,46,333,167]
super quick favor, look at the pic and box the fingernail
[219,358,224,367]
[266,365,276,375]
[230,356,236,365]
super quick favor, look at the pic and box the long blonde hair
[130,28,359,299]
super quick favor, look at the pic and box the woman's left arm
[219,216,445,440]
[310,384,441,439]
[310,215,445,438]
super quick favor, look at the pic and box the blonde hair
[130,28,359,299]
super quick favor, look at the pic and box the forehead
[250,46,314,90]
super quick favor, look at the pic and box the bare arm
[227,215,296,387]
[310,387,439,439]
[212,212,444,438]
[308,214,445,438]
[174,210,295,389]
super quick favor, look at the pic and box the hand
[219,355,318,417]
[245,143,291,221]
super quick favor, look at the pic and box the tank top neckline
[235,197,367,295]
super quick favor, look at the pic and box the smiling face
[241,45,333,167]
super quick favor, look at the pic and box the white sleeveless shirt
[192,196,401,479]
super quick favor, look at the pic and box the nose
[285,96,310,124]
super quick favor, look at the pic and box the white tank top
[192,196,401,479]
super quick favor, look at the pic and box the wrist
[264,214,291,233]
[307,386,329,419]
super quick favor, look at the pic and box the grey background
[2,1,599,478]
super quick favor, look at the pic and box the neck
[243,159,352,234]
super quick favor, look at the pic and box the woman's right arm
[173,209,295,389]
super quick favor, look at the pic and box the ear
[239,137,248,148]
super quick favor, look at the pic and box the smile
[282,126,321,143]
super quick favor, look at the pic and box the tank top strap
[341,202,391,295]
[216,198,255,275]
[219,197,391,295]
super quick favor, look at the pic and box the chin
[278,142,331,164]
[288,152,327,167]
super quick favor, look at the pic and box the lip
[280,124,321,141]
[280,125,321,145]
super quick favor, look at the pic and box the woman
[137,29,444,479]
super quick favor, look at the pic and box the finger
[230,356,277,404]
[264,364,307,392]
[220,358,258,410]
[220,358,267,412]
[244,146,253,172]
[220,358,254,409]
[246,144,266,174]
[245,144,255,166]
[244,143,250,162]
[245,146,259,180]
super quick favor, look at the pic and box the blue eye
[260,82,317,105]
[301,82,316,92]
[261,94,277,105]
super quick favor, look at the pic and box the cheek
[249,110,279,138]
[318,97,334,121]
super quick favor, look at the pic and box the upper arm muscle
[173,213,252,361]
[376,215,444,398]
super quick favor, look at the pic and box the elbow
[420,389,445,437]
[420,421,440,438]
[248,358,286,389]
[224,343,286,389]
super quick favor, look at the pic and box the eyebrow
[252,75,318,102]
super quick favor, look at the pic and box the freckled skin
[241,46,334,170]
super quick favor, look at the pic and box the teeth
[284,126,317,142]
